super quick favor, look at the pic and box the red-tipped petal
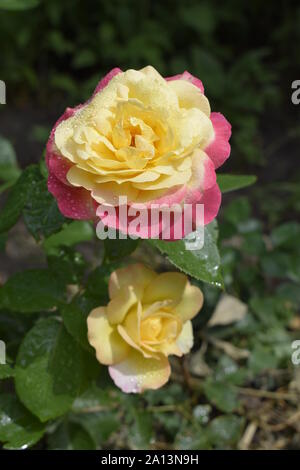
[165,71,204,94]
[205,112,231,169]
[48,172,96,220]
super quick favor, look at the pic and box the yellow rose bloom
[54,66,213,206]
[47,66,231,238]
[87,263,203,393]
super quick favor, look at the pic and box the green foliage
[15,318,84,422]
[207,415,245,448]
[71,411,120,448]
[0,1,299,451]
[0,166,37,233]
[0,0,40,10]
[43,221,94,253]
[149,221,224,288]
[60,294,97,352]
[0,269,65,313]
[104,237,139,261]
[0,136,21,183]
[1,159,298,449]
[0,164,67,237]
[47,422,96,450]
[0,364,15,379]
[217,174,257,193]
[23,172,66,241]
[0,0,292,164]
[0,395,45,449]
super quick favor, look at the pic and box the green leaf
[0,394,45,449]
[217,174,257,193]
[85,263,116,303]
[215,356,247,385]
[144,382,188,406]
[208,415,245,448]
[223,197,251,226]
[104,237,139,261]
[203,378,240,413]
[0,135,21,182]
[0,269,65,313]
[250,296,293,326]
[61,294,98,352]
[0,364,14,379]
[15,318,84,422]
[176,427,211,450]
[23,172,67,240]
[72,382,115,412]
[261,251,291,280]
[0,165,37,234]
[149,221,223,287]
[271,222,300,248]
[0,0,40,10]
[47,247,87,285]
[0,164,68,241]
[0,179,16,195]
[48,422,96,450]
[128,409,153,450]
[43,221,94,253]
[241,231,266,256]
[277,282,300,307]
[0,311,36,361]
[248,344,279,374]
[71,411,119,447]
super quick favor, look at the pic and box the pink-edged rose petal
[47,153,72,184]
[93,67,122,95]
[199,183,222,225]
[109,350,171,393]
[166,71,204,94]
[48,172,96,220]
[205,112,232,169]
[46,105,82,166]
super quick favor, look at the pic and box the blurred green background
[1,0,300,451]
[0,0,299,172]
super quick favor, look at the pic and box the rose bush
[87,263,203,393]
[46,66,231,239]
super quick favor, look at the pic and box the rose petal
[109,350,171,393]
[87,307,130,365]
[47,172,96,220]
[205,112,231,169]
[173,283,204,322]
[167,79,210,116]
[200,183,222,225]
[46,68,122,217]
[176,320,194,354]
[107,285,138,325]
[109,264,156,299]
[93,67,122,96]
[184,175,222,228]
[187,149,217,195]
[46,104,83,169]
[47,153,73,184]
[143,272,187,304]
[166,71,205,94]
